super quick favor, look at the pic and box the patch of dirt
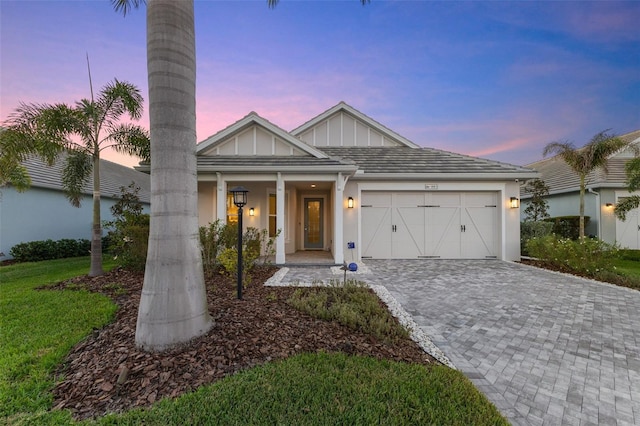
[44,266,436,420]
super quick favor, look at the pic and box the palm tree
[114,0,213,351]
[0,80,149,276]
[112,0,367,351]
[543,131,628,239]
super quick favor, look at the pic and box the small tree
[0,79,150,276]
[523,179,550,222]
[104,182,149,271]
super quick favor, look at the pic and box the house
[0,153,150,260]
[187,102,537,264]
[521,129,640,249]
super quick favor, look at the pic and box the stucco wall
[0,186,149,260]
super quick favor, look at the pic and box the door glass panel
[307,201,320,244]
[227,194,238,224]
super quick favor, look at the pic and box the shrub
[9,239,90,262]
[543,216,590,240]
[520,221,553,256]
[526,235,619,276]
[200,221,280,276]
[287,279,410,344]
[103,183,149,271]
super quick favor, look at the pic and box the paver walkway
[276,260,640,426]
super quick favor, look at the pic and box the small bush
[9,239,90,262]
[520,221,553,255]
[104,183,149,271]
[287,279,410,344]
[543,216,590,240]
[201,222,280,277]
[526,235,619,276]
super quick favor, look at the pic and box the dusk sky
[1,1,639,168]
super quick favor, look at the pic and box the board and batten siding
[298,111,403,148]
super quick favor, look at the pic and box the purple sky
[1,1,639,168]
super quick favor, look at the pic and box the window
[269,194,277,237]
[226,194,239,224]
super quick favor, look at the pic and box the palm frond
[111,0,145,16]
[105,124,151,162]
[62,150,93,207]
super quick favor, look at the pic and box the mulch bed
[43,266,436,420]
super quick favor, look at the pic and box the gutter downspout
[588,188,601,239]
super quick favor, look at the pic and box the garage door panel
[464,206,497,258]
[361,191,498,259]
[362,206,391,258]
[394,206,425,258]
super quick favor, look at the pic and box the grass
[2,258,508,425]
[97,352,507,426]
[1,257,117,420]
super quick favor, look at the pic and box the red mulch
[43,266,436,420]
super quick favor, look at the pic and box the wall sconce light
[509,197,520,209]
[249,207,255,216]
[605,203,613,208]
[347,197,354,208]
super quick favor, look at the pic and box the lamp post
[230,186,249,299]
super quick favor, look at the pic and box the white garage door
[361,191,499,259]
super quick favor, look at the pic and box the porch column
[333,172,345,264]
[275,172,286,264]
[216,172,227,223]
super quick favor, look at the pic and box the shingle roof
[20,153,150,203]
[196,155,357,173]
[317,146,537,178]
[522,129,640,197]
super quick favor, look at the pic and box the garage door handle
[392,225,397,232]
[461,225,466,232]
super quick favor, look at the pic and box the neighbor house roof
[318,146,538,180]
[522,129,640,197]
[18,152,151,203]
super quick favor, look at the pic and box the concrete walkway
[273,259,640,426]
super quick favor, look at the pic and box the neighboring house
[0,153,150,260]
[140,101,536,263]
[521,129,640,249]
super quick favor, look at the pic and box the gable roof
[197,112,329,159]
[291,101,420,148]
[522,129,640,196]
[319,146,538,180]
[16,152,150,203]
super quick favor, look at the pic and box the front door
[304,198,323,249]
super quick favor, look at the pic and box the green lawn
[2,257,508,425]
[613,259,640,278]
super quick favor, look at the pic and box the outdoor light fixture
[249,207,255,216]
[229,186,249,299]
[509,197,520,209]
[348,197,354,209]
[605,203,614,208]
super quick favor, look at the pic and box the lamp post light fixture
[230,186,249,299]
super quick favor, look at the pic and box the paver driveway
[278,260,640,426]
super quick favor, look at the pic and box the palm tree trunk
[89,153,104,276]
[136,0,212,351]
[579,174,585,239]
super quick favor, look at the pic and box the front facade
[194,102,537,264]
[521,129,640,248]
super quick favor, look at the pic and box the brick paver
[278,260,640,426]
